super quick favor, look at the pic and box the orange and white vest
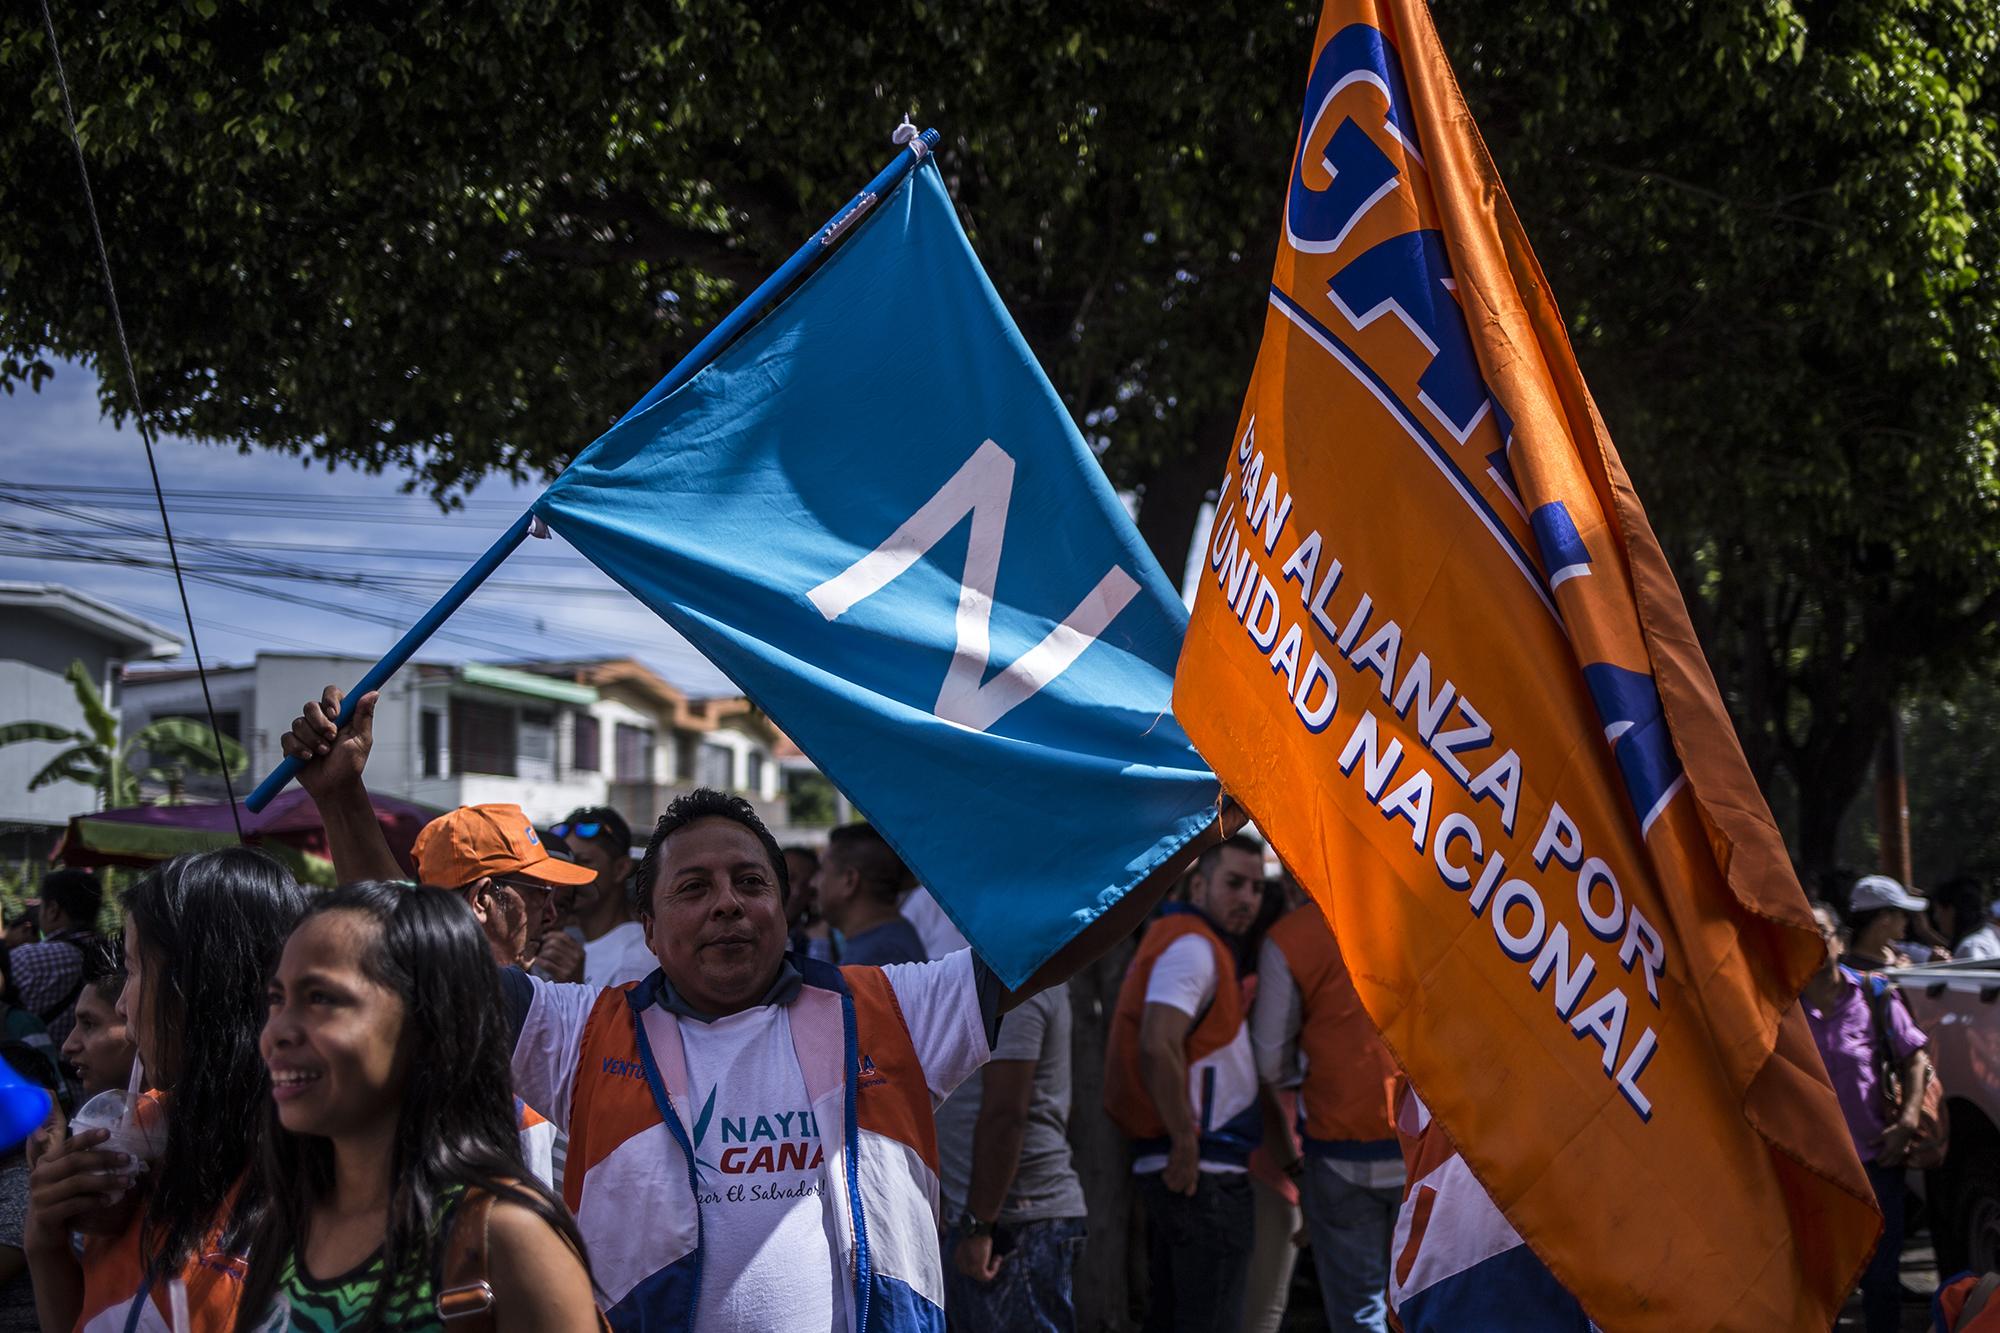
[1104,905,1262,1165]
[1264,903,1400,1158]
[563,958,945,1331]
[515,1098,556,1190]
[1389,1086,1594,1331]
[75,1093,246,1333]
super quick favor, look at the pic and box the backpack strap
[435,1190,497,1328]
[1862,973,1906,1089]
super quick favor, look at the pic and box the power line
[37,0,243,835]
[0,493,608,650]
[0,481,529,527]
[0,481,525,509]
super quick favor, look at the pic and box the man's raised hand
[282,686,379,797]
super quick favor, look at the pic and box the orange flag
[1173,1,1880,1326]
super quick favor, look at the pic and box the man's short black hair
[561,806,634,859]
[636,789,787,916]
[39,870,103,930]
[1195,833,1263,879]
[79,935,125,1004]
[781,845,821,906]
[825,823,911,905]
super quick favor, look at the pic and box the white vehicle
[1889,959,2000,1272]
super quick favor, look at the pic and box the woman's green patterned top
[271,1189,466,1332]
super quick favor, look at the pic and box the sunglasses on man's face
[552,821,606,841]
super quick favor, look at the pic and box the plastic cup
[70,1089,165,1169]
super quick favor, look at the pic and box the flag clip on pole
[242,127,943,813]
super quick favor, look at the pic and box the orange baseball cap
[413,804,599,890]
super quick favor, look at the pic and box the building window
[698,742,734,791]
[746,751,765,794]
[615,723,655,782]
[573,713,601,772]
[152,710,241,739]
[421,710,443,779]
[519,708,556,782]
[451,698,516,777]
[674,734,697,783]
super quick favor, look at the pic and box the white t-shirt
[511,949,994,1332]
[583,920,657,989]
[1146,933,1217,1019]
[1956,923,2000,961]
[1134,934,1246,1175]
[901,887,970,959]
[683,1002,842,1328]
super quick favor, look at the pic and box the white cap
[1850,874,1927,914]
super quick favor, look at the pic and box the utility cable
[39,0,245,834]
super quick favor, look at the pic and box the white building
[121,653,801,842]
[0,584,181,862]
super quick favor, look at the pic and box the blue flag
[535,161,1219,987]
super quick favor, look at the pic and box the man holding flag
[1174,0,1881,1326]
[281,130,1238,1331]
[288,706,1236,1333]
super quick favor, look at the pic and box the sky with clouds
[0,360,735,694]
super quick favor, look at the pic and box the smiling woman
[22,847,310,1333]
[235,882,601,1333]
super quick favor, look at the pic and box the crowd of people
[0,680,1988,1331]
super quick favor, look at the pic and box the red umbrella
[53,787,439,884]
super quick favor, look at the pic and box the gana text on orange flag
[1173,0,1880,1327]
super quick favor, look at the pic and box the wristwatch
[958,1212,995,1239]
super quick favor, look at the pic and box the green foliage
[1903,667,2000,886]
[1432,0,2000,865]
[0,659,244,809]
[787,771,839,828]
[0,1,1310,516]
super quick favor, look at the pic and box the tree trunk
[1132,414,1236,583]
[1874,712,1912,888]
[1068,940,1137,1331]
[1793,728,1881,894]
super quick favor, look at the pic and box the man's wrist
[314,777,372,812]
[957,1210,996,1238]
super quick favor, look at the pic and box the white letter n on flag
[807,438,1141,733]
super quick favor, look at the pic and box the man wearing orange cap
[286,686,594,980]
[412,801,596,981]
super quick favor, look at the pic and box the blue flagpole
[244,127,942,813]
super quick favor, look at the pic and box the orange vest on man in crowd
[1104,906,1262,1164]
[1264,904,1399,1150]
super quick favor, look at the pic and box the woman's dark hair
[122,847,309,1276]
[236,882,591,1331]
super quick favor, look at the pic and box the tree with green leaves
[0,659,245,809]
[1433,0,2000,869]
[4,1,1997,874]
